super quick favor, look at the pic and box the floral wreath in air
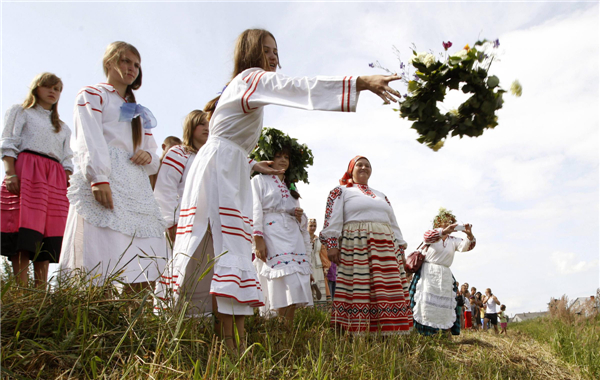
[432,207,457,229]
[250,127,314,187]
[370,39,522,151]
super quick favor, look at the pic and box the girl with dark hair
[252,143,312,327]
[59,42,167,291]
[1,72,73,287]
[161,28,402,351]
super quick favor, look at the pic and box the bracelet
[4,174,17,179]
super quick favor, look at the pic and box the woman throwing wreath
[156,28,402,350]
[320,156,413,335]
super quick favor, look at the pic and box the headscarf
[339,155,370,187]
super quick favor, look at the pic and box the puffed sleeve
[154,146,187,228]
[73,87,110,185]
[0,104,25,159]
[424,229,443,244]
[60,124,74,172]
[251,175,265,237]
[319,186,345,250]
[141,129,160,175]
[454,235,477,252]
[384,194,407,249]
[242,69,360,113]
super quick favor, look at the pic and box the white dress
[412,229,476,329]
[251,174,313,313]
[59,83,168,284]
[156,68,358,315]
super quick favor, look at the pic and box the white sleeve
[455,236,476,252]
[319,186,345,250]
[141,129,160,175]
[61,124,74,172]
[0,104,25,159]
[299,212,313,272]
[251,175,265,237]
[243,70,360,113]
[73,88,110,185]
[383,194,407,249]
[154,147,186,228]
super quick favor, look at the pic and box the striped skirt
[331,221,413,335]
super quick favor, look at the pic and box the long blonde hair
[204,29,280,119]
[182,110,208,154]
[102,41,143,149]
[22,72,63,133]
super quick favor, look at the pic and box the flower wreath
[432,207,457,228]
[249,127,314,186]
[371,39,521,151]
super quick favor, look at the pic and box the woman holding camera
[409,208,476,336]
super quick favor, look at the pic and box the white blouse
[251,174,301,237]
[211,68,359,153]
[154,145,196,228]
[422,228,476,268]
[1,104,74,172]
[72,83,159,185]
[319,185,406,249]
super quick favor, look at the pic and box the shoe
[311,282,322,300]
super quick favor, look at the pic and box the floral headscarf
[339,155,370,187]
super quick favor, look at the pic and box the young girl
[499,304,508,334]
[59,42,167,290]
[1,73,73,287]
[154,110,209,243]
[160,28,402,351]
[252,131,313,327]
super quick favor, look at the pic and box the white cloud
[552,251,599,275]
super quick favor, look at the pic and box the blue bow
[119,103,157,129]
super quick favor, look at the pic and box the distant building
[511,311,548,323]
[570,296,598,317]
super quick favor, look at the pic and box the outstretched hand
[253,161,285,175]
[356,74,402,104]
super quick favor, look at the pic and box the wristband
[4,174,17,179]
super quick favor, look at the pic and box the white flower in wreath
[451,49,468,60]
[410,52,436,68]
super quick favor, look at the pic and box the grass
[1,271,598,379]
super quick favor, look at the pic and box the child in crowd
[1,73,73,287]
[149,136,182,189]
[499,304,508,334]
[59,41,167,292]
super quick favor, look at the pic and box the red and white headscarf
[339,155,370,187]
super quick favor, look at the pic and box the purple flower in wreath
[443,41,453,51]
[413,73,419,80]
[493,39,500,48]
[369,62,375,68]
[399,62,405,69]
[404,93,408,98]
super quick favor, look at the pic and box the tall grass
[511,292,600,380]
[2,269,588,379]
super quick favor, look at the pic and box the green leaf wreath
[249,127,314,185]
[371,39,522,151]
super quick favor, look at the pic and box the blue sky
[2,1,598,315]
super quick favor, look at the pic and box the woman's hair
[22,72,64,133]
[182,110,208,154]
[102,41,143,149]
[274,146,300,200]
[204,29,280,120]
[433,207,457,228]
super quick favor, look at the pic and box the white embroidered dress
[251,174,312,312]
[59,83,168,284]
[154,145,196,229]
[158,68,358,315]
[412,229,476,329]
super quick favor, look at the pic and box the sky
[1,1,598,316]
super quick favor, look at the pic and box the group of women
[1,28,477,350]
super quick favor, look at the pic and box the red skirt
[1,151,69,262]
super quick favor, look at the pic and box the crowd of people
[457,284,508,334]
[1,28,506,352]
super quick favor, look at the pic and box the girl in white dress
[160,28,402,350]
[60,42,167,291]
[252,138,313,326]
